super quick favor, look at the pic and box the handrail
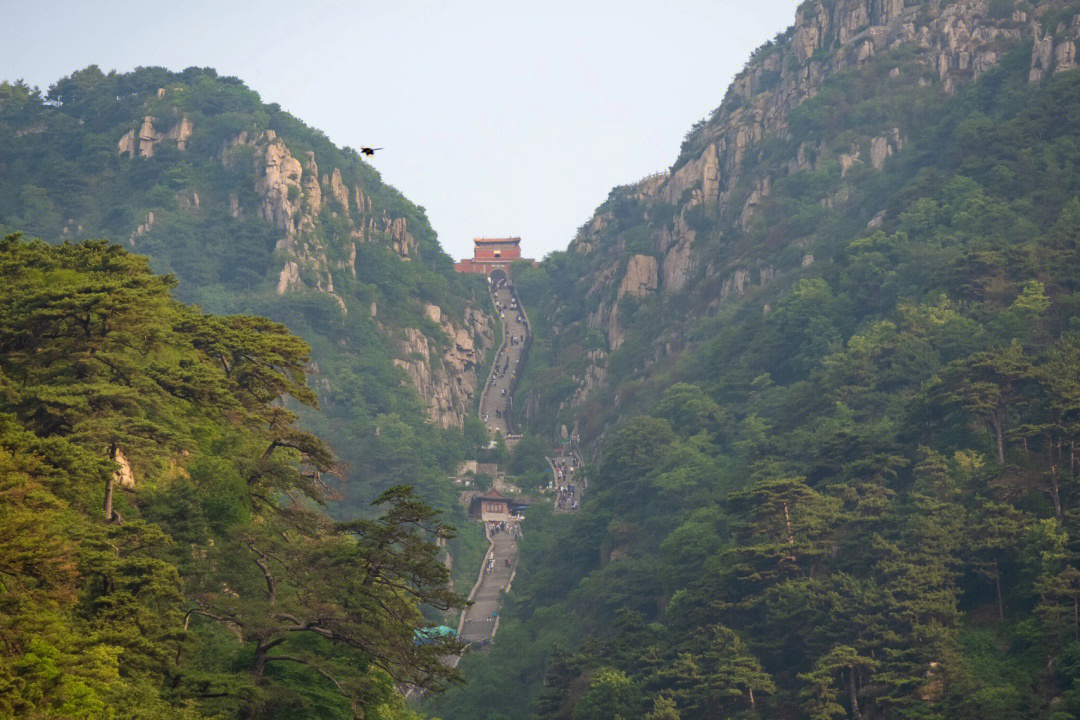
[477,278,532,437]
[504,283,532,434]
[475,283,505,434]
[456,523,495,636]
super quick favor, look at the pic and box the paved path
[480,279,529,437]
[548,449,585,513]
[457,526,519,646]
[428,281,586,684]
[445,277,532,655]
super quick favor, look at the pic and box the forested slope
[0,68,503,718]
[0,237,461,719]
[0,67,494,521]
[432,1,1080,719]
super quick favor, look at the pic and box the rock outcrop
[213,128,425,300]
[118,115,193,157]
[330,168,350,214]
[643,0,1071,220]
[618,255,659,299]
[114,101,493,428]
[393,307,495,428]
[128,211,154,246]
[584,253,662,350]
[113,447,136,489]
[219,128,490,424]
[536,0,1080,426]
[255,133,305,233]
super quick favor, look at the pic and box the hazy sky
[2,0,800,260]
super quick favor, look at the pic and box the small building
[414,625,459,645]
[454,237,535,276]
[469,489,528,522]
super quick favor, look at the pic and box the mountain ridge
[0,65,493,433]
[424,1,1080,717]
[515,0,1080,449]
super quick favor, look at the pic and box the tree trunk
[252,643,268,682]
[104,443,118,523]
[748,686,755,710]
[783,502,794,546]
[1050,465,1063,522]
[849,665,862,720]
[247,640,271,720]
[993,414,1005,464]
[104,475,115,522]
[781,501,797,564]
[995,559,1004,622]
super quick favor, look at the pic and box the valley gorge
[8,1,1080,719]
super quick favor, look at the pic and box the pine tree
[799,645,879,720]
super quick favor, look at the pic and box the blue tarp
[414,626,459,645]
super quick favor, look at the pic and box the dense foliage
[0,236,464,718]
[13,7,1080,720]
[0,66,495,627]
[0,65,489,506]
[431,33,1080,720]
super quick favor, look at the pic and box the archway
[488,268,509,283]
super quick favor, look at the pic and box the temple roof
[473,237,521,245]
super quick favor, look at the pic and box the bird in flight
[360,147,382,157]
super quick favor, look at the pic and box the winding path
[547,448,585,513]
[454,277,585,654]
[479,277,529,438]
[452,276,531,652]
[456,526,518,646]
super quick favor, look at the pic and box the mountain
[429,1,1080,719]
[11,2,1080,718]
[0,67,501,716]
[0,66,496,514]
[514,0,1080,447]
[0,237,463,718]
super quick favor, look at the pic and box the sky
[2,0,800,261]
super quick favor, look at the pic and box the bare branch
[184,607,244,631]
[247,542,277,606]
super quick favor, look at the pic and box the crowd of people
[473,520,518,631]
[487,520,517,538]
[552,453,581,511]
[482,521,518,580]
[481,276,529,436]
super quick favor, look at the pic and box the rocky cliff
[0,69,491,433]
[392,304,494,428]
[216,127,493,424]
[519,0,1080,443]
[219,129,422,305]
[125,97,492,428]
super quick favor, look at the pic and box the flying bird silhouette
[360,147,382,157]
